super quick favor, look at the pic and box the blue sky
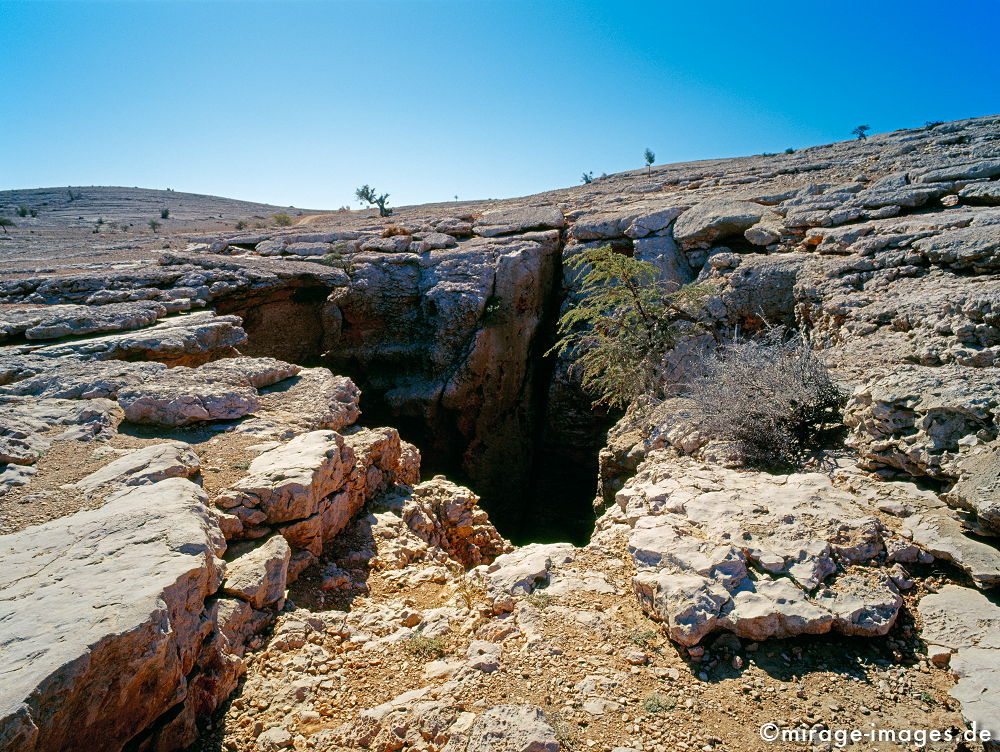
[2,0,998,208]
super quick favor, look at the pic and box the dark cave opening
[219,286,612,547]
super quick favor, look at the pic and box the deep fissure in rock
[216,267,612,546]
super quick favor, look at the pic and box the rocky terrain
[1,114,999,752]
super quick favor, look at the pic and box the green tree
[355,184,393,217]
[160,208,170,219]
[272,212,293,226]
[548,245,711,408]
[643,148,655,172]
[0,218,15,233]
[852,124,871,140]
[581,171,594,185]
[148,219,161,232]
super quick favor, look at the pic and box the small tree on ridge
[355,185,393,217]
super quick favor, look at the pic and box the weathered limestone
[0,301,167,342]
[221,535,291,609]
[599,452,904,645]
[844,365,1000,481]
[473,206,565,237]
[0,478,226,752]
[118,357,300,426]
[463,705,561,752]
[483,543,576,596]
[214,427,419,580]
[0,396,123,494]
[24,310,246,366]
[918,586,1000,744]
[672,199,774,250]
[73,442,201,494]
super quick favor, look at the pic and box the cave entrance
[217,282,612,547]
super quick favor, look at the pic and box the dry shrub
[684,328,844,469]
[380,225,411,238]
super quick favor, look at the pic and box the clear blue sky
[2,1,998,209]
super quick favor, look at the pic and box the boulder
[216,430,351,524]
[0,477,226,752]
[222,535,291,609]
[73,442,201,493]
[118,357,300,427]
[484,543,575,595]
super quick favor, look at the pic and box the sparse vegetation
[548,245,711,408]
[160,208,170,219]
[148,219,161,232]
[627,627,659,649]
[66,189,82,201]
[581,171,594,184]
[235,220,247,230]
[525,591,554,609]
[272,212,293,227]
[16,206,28,217]
[0,217,15,233]
[482,294,504,325]
[643,147,655,172]
[924,120,944,129]
[355,184,393,217]
[852,124,871,140]
[643,692,676,713]
[684,328,845,470]
[403,634,446,659]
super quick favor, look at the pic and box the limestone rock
[73,442,201,493]
[946,441,1000,533]
[484,543,575,595]
[672,200,772,250]
[473,206,565,237]
[959,181,1000,205]
[464,705,560,752]
[605,452,903,645]
[918,586,1000,743]
[222,535,291,609]
[0,301,166,343]
[370,476,511,570]
[234,367,361,438]
[118,357,300,426]
[845,364,1000,481]
[0,477,225,752]
[24,310,247,366]
[215,430,351,525]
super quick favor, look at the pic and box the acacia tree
[643,148,655,172]
[548,245,711,408]
[852,125,871,140]
[355,185,393,217]
[0,218,15,234]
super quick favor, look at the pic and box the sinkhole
[215,282,616,547]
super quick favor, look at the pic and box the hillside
[1,114,999,752]
[0,186,323,274]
